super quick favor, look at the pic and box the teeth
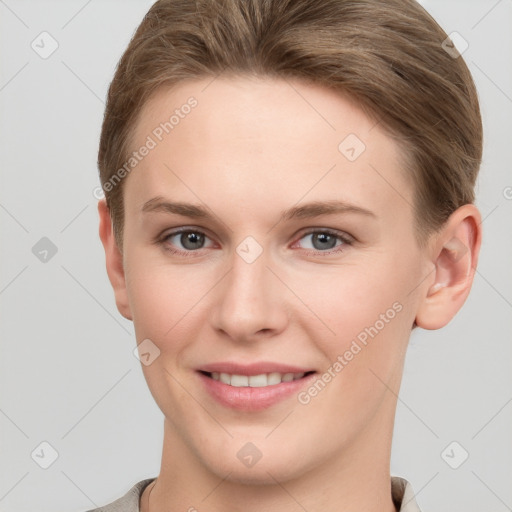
[267,372,282,385]
[248,374,267,387]
[210,371,307,387]
[230,374,249,387]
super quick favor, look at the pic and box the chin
[217,460,303,486]
[196,438,317,486]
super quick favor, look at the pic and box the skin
[98,75,481,512]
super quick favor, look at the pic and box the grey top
[86,476,421,511]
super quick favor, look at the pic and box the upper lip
[198,361,315,376]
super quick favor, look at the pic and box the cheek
[126,271,174,341]
[297,252,415,367]
[124,250,226,365]
[292,262,412,434]
[124,254,196,346]
[125,256,208,412]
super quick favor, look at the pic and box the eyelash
[157,227,354,258]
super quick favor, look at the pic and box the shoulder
[391,476,422,512]
[84,476,419,511]
[84,478,156,512]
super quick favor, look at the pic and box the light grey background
[1,1,511,510]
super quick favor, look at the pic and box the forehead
[124,75,414,227]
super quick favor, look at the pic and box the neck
[143,406,398,512]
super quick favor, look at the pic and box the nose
[210,246,289,343]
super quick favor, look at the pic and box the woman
[93,0,482,510]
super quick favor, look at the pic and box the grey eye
[300,232,342,251]
[168,231,206,250]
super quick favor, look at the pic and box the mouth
[196,364,317,411]
[199,370,316,387]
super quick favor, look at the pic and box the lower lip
[197,372,316,411]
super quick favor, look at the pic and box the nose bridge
[211,243,287,339]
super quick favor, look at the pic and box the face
[114,76,430,483]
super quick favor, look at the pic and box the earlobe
[415,204,482,330]
[97,200,133,321]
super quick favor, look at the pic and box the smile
[202,371,313,387]
[197,365,317,411]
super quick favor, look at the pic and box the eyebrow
[141,196,376,221]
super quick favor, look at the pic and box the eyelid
[158,226,212,241]
[293,227,355,244]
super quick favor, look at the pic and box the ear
[415,204,482,330]
[98,200,133,321]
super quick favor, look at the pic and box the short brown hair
[98,0,482,250]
